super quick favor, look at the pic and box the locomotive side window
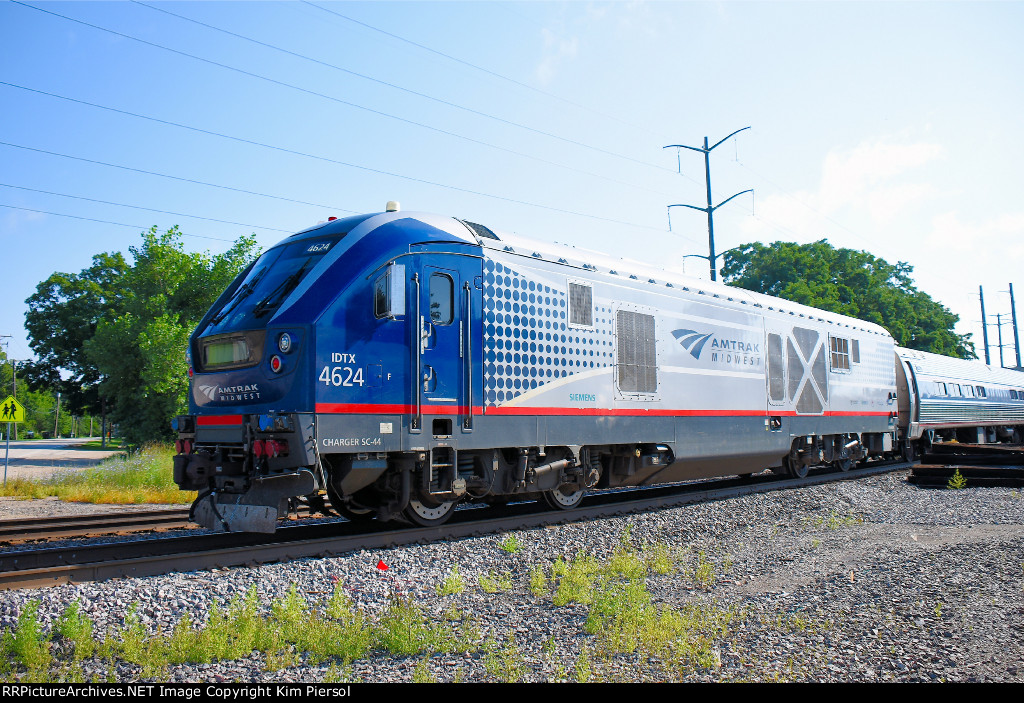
[374,274,388,319]
[373,264,405,320]
[767,333,785,402]
[568,282,593,327]
[429,273,454,325]
[829,336,851,371]
[616,310,657,393]
[976,386,986,397]
[851,339,860,364]
[937,382,947,395]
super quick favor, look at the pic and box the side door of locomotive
[413,253,479,433]
[420,262,461,404]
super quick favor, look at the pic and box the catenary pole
[1010,283,1022,369]
[979,286,991,365]
[664,127,752,282]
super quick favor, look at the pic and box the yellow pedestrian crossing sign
[1,397,25,423]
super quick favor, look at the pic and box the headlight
[277,332,293,353]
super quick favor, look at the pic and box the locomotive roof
[281,210,892,340]
[471,218,893,340]
[897,347,1024,385]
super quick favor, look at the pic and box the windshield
[201,236,340,334]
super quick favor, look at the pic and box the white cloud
[740,137,946,241]
[535,28,579,85]
[929,210,1024,253]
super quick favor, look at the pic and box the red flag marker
[377,559,389,571]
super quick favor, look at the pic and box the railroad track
[0,509,194,543]
[0,458,911,591]
[910,442,1024,488]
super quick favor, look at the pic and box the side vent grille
[616,310,657,393]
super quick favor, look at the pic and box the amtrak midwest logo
[197,383,262,402]
[673,329,763,367]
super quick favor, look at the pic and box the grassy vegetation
[0,530,835,682]
[78,439,125,451]
[801,509,864,530]
[499,533,524,553]
[436,565,465,596]
[0,443,190,504]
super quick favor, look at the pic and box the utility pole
[995,314,1006,368]
[1009,283,1022,369]
[665,127,752,282]
[979,286,991,365]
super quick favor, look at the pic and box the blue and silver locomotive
[173,206,1021,532]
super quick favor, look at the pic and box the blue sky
[2,1,1023,366]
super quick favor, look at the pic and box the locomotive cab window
[429,273,454,325]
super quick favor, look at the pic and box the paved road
[1,437,125,481]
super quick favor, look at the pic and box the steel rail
[0,460,911,591]
[0,509,193,543]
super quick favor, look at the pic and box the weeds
[375,596,477,656]
[437,565,465,596]
[529,563,548,597]
[499,533,524,553]
[645,541,674,575]
[478,570,513,593]
[690,550,716,589]
[802,510,863,530]
[948,468,968,490]
[574,646,593,682]
[483,632,525,682]
[551,552,600,606]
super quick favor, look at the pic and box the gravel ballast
[1,469,1021,683]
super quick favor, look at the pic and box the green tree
[0,348,68,440]
[720,240,974,359]
[25,226,259,446]
[22,251,127,425]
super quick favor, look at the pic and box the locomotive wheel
[901,441,916,463]
[335,501,377,522]
[403,497,458,527]
[832,458,853,473]
[542,484,586,510]
[784,455,809,479]
[325,484,376,522]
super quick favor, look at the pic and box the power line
[0,141,359,213]
[303,1,653,136]
[132,1,671,178]
[0,81,666,232]
[0,183,293,233]
[0,204,241,243]
[14,1,672,197]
